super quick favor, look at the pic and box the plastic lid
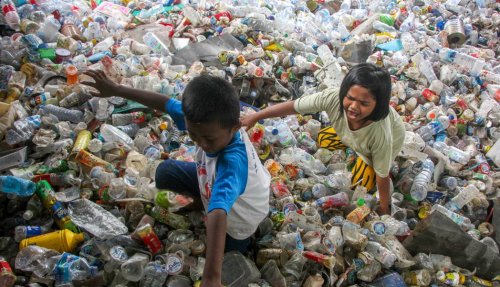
[272,128,278,135]
[357,198,365,206]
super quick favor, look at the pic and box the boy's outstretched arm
[240,101,296,130]
[202,209,226,287]
[81,70,169,112]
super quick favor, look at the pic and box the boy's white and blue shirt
[166,99,271,239]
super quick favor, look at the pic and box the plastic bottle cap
[272,128,278,135]
[357,198,365,206]
[159,122,169,130]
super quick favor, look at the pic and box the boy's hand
[240,113,258,131]
[81,70,118,98]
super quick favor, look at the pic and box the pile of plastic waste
[0,0,499,286]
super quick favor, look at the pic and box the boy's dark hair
[182,75,240,129]
[338,63,392,122]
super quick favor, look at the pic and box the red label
[2,4,15,14]
[141,230,163,255]
[0,259,13,273]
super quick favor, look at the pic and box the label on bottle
[51,201,69,220]
[54,253,78,284]
[26,226,43,237]
[0,257,13,273]
[165,254,183,275]
[2,4,15,14]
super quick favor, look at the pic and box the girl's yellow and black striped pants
[317,127,376,191]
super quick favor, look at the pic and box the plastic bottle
[136,223,163,255]
[0,176,36,196]
[312,192,349,210]
[410,159,434,201]
[400,32,418,56]
[365,241,397,268]
[1,0,20,29]
[415,121,445,142]
[100,124,134,147]
[445,185,480,212]
[95,98,109,121]
[121,253,150,282]
[264,125,279,144]
[346,199,371,224]
[14,225,51,242]
[40,104,83,123]
[431,204,474,231]
[372,20,397,32]
[23,195,43,220]
[5,115,42,145]
[117,123,140,137]
[433,141,470,165]
[19,229,84,253]
[35,180,80,233]
[438,48,485,76]
[54,252,98,285]
[0,256,16,287]
[143,32,170,56]
[140,261,168,287]
[93,36,114,53]
[112,112,148,126]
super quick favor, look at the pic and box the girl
[241,63,405,214]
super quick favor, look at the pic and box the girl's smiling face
[343,85,377,129]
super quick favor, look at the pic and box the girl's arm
[240,101,296,129]
[376,175,391,215]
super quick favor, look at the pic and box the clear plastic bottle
[410,159,434,201]
[433,141,470,165]
[400,32,418,56]
[438,48,485,76]
[112,112,147,126]
[93,36,114,53]
[365,241,397,268]
[431,204,474,231]
[142,32,170,56]
[95,98,109,121]
[444,185,480,212]
[0,176,36,196]
[372,20,397,32]
[23,195,43,220]
[117,123,140,138]
[1,0,20,29]
[40,104,83,123]
[14,225,50,242]
[100,124,134,147]
[5,115,41,145]
[415,121,445,142]
[312,192,349,210]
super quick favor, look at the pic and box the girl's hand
[81,70,118,98]
[240,113,258,131]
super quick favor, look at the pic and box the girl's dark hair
[338,63,392,122]
[182,74,240,129]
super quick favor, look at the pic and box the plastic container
[221,252,261,287]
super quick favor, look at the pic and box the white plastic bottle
[410,159,434,201]
[1,0,20,29]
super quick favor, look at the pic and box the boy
[82,71,271,287]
